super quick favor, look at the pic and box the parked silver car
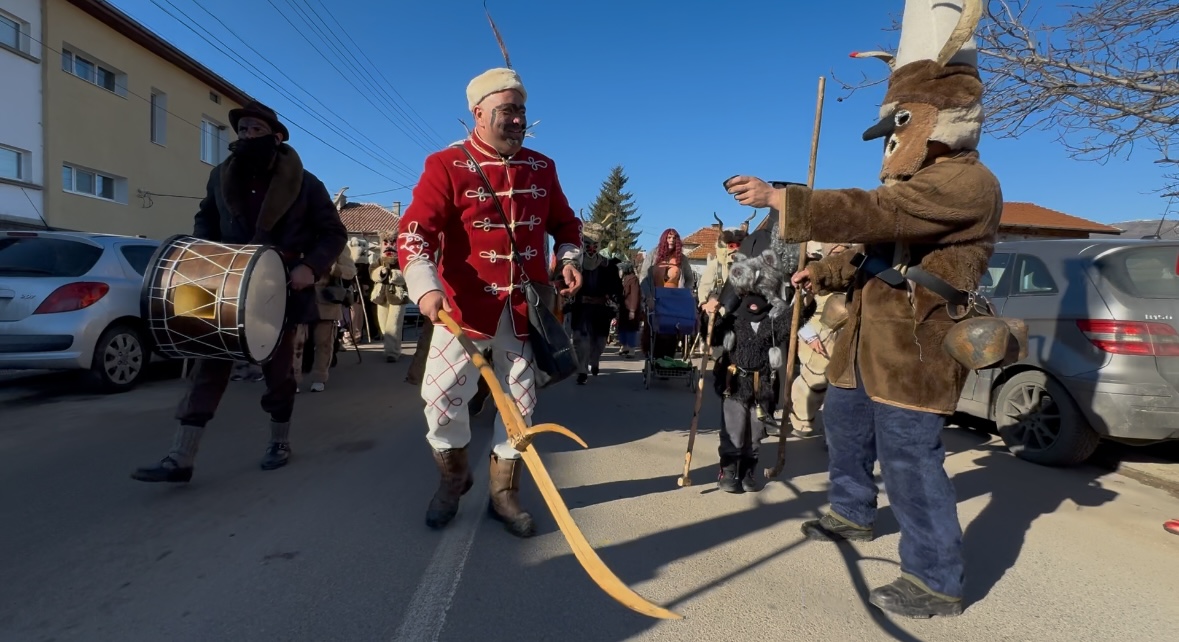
[956,238,1179,466]
[0,231,160,392]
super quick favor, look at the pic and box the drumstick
[678,311,716,487]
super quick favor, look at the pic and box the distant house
[755,201,1122,242]
[680,226,719,277]
[997,202,1122,241]
[332,188,400,247]
[1092,219,1179,240]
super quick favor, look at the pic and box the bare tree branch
[832,0,1179,195]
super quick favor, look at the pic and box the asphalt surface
[2,334,1178,642]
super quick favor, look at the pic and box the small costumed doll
[711,237,806,493]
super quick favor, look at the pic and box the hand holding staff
[678,311,716,487]
[765,75,826,480]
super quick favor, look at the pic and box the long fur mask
[726,234,802,320]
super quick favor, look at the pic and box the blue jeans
[824,377,964,599]
[617,330,639,349]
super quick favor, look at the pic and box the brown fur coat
[777,151,1002,414]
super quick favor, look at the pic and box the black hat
[229,100,290,141]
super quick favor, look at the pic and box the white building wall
[0,0,44,224]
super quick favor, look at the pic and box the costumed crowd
[123,0,1178,626]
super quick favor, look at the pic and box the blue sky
[113,0,1171,251]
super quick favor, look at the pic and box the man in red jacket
[398,67,583,538]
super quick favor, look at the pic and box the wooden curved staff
[767,75,826,479]
[678,311,716,487]
[436,309,683,621]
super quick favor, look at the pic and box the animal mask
[855,0,984,183]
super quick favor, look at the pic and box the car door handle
[0,289,15,300]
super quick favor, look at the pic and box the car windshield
[0,237,104,277]
[1098,245,1179,299]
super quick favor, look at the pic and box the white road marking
[391,456,489,642]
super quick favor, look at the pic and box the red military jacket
[398,134,583,340]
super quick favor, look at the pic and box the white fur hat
[466,67,527,111]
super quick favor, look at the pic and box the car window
[1098,245,1179,299]
[119,244,157,276]
[1011,254,1058,295]
[979,252,1011,298]
[0,236,103,277]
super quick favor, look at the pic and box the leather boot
[426,448,473,530]
[739,457,761,492]
[487,453,535,538]
[716,457,742,493]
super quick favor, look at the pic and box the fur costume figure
[728,0,1000,618]
[709,239,809,493]
[710,293,790,494]
[569,220,623,383]
[371,230,408,362]
[697,211,756,306]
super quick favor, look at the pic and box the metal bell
[943,316,1029,370]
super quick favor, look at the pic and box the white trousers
[421,305,536,460]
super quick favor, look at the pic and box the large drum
[141,235,289,363]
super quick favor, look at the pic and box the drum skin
[141,235,289,364]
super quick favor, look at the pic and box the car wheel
[994,370,1100,466]
[90,323,147,393]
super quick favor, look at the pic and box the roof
[338,203,399,234]
[683,226,720,260]
[1092,219,1179,240]
[1000,202,1122,234]
[67,0,253,106]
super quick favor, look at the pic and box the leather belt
[851,252,969,307]
[580,296,608,305]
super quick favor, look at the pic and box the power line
[264,0,440,154]
[286,0,444,150]
[177,0,421,179]
[148,0,418,184]
[307,0,449,146]
[349,186,415,198]
[23,27,409,187]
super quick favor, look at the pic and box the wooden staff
[677,311,716,487]
[435,309,682,620]
[765,75,826,480]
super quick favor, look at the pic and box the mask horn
[850,50,896,69]
[741,211,756,231]
[936,0,982,65]
[713,212,725,229]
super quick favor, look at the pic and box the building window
[62,163,125,203]
[0,145,24,181]
[151,90,168,145]
[200,118,228,165]
[0,14,19,51]
[61,48,124,95]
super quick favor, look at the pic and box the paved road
[2,337,1178,642]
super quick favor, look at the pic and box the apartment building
[0,0,44,229]
[41,0,252,238]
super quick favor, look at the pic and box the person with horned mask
[566,221,624,384]
[371,230,409,362]
[724,0,1002,618]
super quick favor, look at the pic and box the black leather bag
[460,146,580,387]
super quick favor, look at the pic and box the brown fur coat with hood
[776,152,1002,414]
[193,143,348,325]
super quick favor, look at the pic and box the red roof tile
[1001,202,1121,234]
[339,203,399,235]
[683,226,720,260]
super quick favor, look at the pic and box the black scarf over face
[735,293,771,323]
[228,135,279,174]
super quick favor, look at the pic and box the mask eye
[894,109,912,127]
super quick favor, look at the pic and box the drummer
[131,101,348,484]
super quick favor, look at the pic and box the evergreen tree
[585,165,641,257]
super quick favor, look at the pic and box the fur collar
[220,143,305,238]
